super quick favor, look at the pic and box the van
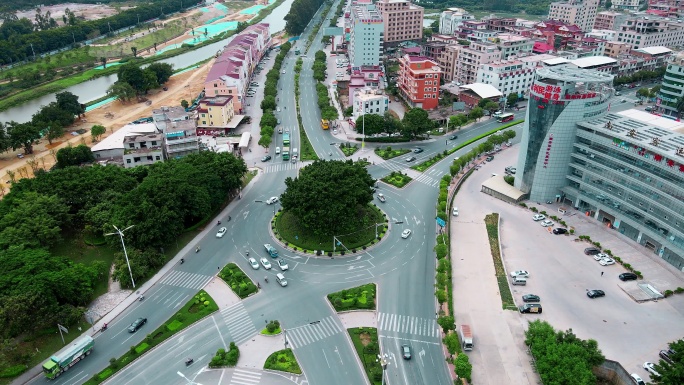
[519,303,542,313]
[275,147,281,155]
[512,277,527,286]
[276,273,288,287]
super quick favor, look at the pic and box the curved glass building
[516,64,684,270]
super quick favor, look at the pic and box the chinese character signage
[543,134,553,168]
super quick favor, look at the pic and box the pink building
[455,41,500,85]
[204,24,270,114]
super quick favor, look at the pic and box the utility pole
[105,225,136,288]
[30,43,36,60]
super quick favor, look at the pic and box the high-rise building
[349,4,384,67]
[376,0,424,45]
[514,64,684,269]
[397,54,441,110]
[455,41,501,85]
[438,7,474,35]
[610,0,640,11]
[616,18,684,49]
[548,0,600,32]
[657,52,684,118]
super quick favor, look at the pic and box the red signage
[543,134,554,168]
[531,83,597,100]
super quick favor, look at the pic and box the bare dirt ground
[0,60,213,194]
[13,3,127,24]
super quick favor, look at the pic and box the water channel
[0,0,294,123]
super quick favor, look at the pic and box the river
[0,0,294,123]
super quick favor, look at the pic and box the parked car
[642,362,660,377]
[128,317,147,333]
[619,272,638,281]
[519,303,542,313]
[532,214,546,221]
[630,373,645,385]
[552,228,567,235]
[261,155,272,162]
[599,257,615,266]
[593,252,609,261]
[522,294,540,302]
[659,349,675,364]
[452,206,459,216]
[510,270,530,278]
[584,247,601,255]
[486,155,494,162]
[540,220,554,227]
[587,290,605,298]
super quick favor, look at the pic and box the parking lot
[453,145,684,384]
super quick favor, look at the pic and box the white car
[599,257,615,266]
[593,252,609,261]
[642,362,660,377]
[248,257,260,270]
[452,206,459,216]
[540,220,554,227]
[216,227,227,238]
[630,373,645,385]
[401,229,412,239]
[282,70,286,74]
[260,258,272,269]
[277,107,281,112]
[510,270,530,278]
[532,214,546,221]
[277,259,289,271]
[266,196,279,205]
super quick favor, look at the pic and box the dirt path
[0,60,213,194]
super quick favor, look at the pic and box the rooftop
[201,95,234,106]
[633,46,672,56]
[459,83,503,99]
[536,64,614,83]
[494,33,529,43]
[570,55,617,68]
[543,57,570,66]
[92,123,158,153]
[520,53,559,63]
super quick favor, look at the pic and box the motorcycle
[138,295,144,302]
[217,220,221,226]
[180,258,185,264]
[195,246,200,253]
[100,323,108,332]
[185,358,194,366]
[264,276,269,284]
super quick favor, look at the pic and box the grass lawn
[84,290,218,384]
[411,151,448,172]
[484,214,516,310]
[260,326,282,335]
[327,283,376,311]
[340,143,360,157]
[219,263,258,299]
[374,146,410,160]
[380,171,412,188]
[348,327,382,385]
[264,349,302,374]
[274,205,387,253]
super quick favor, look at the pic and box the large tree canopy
[280,160,375,236]
[653,339,684,385]
[355,114,385,136]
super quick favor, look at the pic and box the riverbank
[0,61,212,194]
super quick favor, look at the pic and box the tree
[131,46,137,57]
[0,122,11,154]
[507,93,519,106]
[455,353,472,382]
[261,95,276,111]
[401,108,430,139]
[117,63,146,94]
[280,160,375,236]
[355,114,384,136]
[7,121,40,154]
[676,96,684,118]
[383,111,403,135]
[650,85,660,98]
[652,339,684,385]
[481,100,499,114]
[45,123,64,145]
[605,0,613,9]
[180,99,189,109]
[430,19,439,33]
[91,124,106,142]
[32,102,75,130]
[637,87,650,99]
[0,191,70,249]
[469,107,484,121]
[107,81,136,102]
[437,316,455,333]
[146,62,173,85]
[56,91,85,117]
[56,144,94,168]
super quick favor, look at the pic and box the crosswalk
[228,369,261,385]
[158,271,213,289]
[413,173,439,187]
[221,302,257,344]
[378,312,441,339]
[378,160,407,172]
[264,161,307,174]
[285,316,342,349]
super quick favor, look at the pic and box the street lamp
[105,225,136,288]
[376,353,389,385]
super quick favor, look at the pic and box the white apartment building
[548,0,600,32]
[349,4,384,67]
[439,7,474,35]
[475,54,557,98]
[122,134,164,169]
[587,29,617,41]
[610,0,640,11]
[616,18,684,49]
[491,33,534,60]
[456,41,501,85]
[352,88,389,119]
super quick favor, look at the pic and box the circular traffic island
[271,160,388,256]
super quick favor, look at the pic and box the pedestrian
[601,271,604,277]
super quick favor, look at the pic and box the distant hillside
[1,0,136,13]
[424,0,553,16]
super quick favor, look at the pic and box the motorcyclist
[180,258,185,264]
[264,276,269,283]
[217,220,221,225]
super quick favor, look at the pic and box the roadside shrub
[530,207,538,213]
[435,289,447,304]
[592,241,601,248]
[634,270,642,278]
[519,203,527,208]
[455,353,472,382]
[664,290,674,297]
[623,263,632,270]
[435,244,448,259]
[443,333,459,355]
[674,287,684,294]
[603,249,612,256]
[266,320,280,333]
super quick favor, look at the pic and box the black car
[584,247,601,255]
[619,272,638,281]
[552,228,568,235]
[522,294,540,302]
[402,345,411,360]
[486,155,494,162]
[659,349,675,364]
[128,317,147,333]
[261,155,272,162]
[413,148,424,153]
[519,303,542,313]
[449,134,458,140]
[587,290,605,299]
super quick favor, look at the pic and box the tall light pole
[106,225,136,288]
[377,353,389,385]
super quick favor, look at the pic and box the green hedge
[263,349,302,374]
[327,283,376,311]
[219,263,258,299]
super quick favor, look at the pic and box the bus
[321,119,329,129]
[496,113,514,123]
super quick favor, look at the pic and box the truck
[283,131,290,146]
[282,146,290,161]
[42,335,94,379]
[264,243,279,258]
[458,325,473,351]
